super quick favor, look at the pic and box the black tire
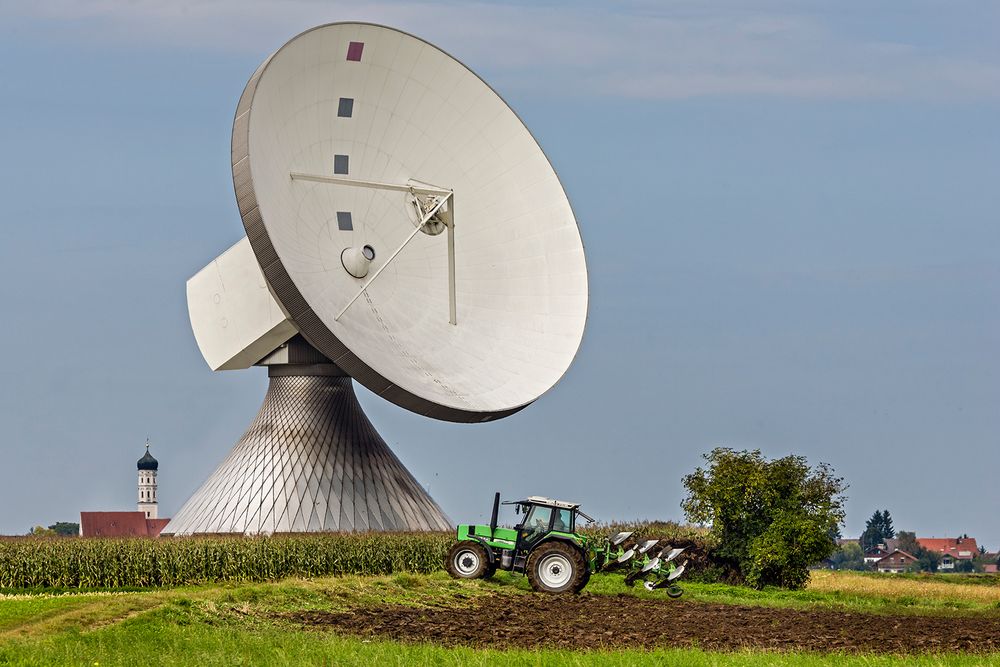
[483,562,498,579]
[446,542,489,580]
[666,584,683,598]
[573,566,591,593]
[526,541,587,594]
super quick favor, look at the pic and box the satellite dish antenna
[165,23,588,535]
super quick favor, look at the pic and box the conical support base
[163,371,451,535]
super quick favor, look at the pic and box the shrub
[682,448,847,589]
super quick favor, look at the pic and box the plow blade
[618,548,636,562]
[643,561,687,594]
[609,531,633,547]
[636,539,659,555]
[624,555,662,587]
[660,547,685,563]
[602,547,637,571]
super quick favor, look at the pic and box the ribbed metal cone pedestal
[163,370,451,535]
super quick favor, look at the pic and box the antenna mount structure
[165,23,588,535]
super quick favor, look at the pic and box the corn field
[0,533,452,589]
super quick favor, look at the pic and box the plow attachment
[592,534,689,598]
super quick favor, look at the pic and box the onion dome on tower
[137,442,159,471]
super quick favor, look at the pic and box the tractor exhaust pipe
[489,491,500,537]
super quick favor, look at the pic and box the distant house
[984,553,999,574]
[864,546,890,565]
[876,550,917,573]
[80,511,170,538]
[918,537,978,570]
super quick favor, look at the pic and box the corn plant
[0,533,452,590]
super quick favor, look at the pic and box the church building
[80,441,170,538]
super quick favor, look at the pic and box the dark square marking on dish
[334,155,349,174]
[346,42,364,61]
[338,98,354,118]
[337,211,353,231]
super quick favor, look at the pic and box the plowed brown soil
[284,593,1000,653]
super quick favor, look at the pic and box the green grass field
[1,571,998,665]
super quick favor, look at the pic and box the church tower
[137,440,159,519]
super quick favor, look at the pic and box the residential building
[918,537,979,570]
[876,550,917,573]
[863,545,889,565]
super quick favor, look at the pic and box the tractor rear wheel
[526,541,587,594]
[574,566,591,593]
[446,542,489,580]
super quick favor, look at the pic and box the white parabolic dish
[234,23,588,422]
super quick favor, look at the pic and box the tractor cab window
[552,509,573,533]
[518,505,552,547]
[523,505,552,532]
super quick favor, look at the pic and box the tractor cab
[502,496,594,573]
[506,496,592,551]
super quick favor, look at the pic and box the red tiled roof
[80,512,170,538]
[918,537,978,559]
[146,518,170,537]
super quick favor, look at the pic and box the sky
[0,1,997,546]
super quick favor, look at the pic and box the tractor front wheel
[526,541,587,594]
[446,542,489,580]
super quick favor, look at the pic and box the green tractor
[445,493,688,596]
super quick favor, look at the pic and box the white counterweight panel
[187,237,297,371]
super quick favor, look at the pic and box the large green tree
[881,510,895,540]
[860,509,895,551]
[828,542,865,570]
[48,522,79,537]
[681,447,847,589]
[896,530,919,554]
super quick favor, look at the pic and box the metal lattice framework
[164,368,451,535]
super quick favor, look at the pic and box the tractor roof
[502,496,595,523]
[524,496,581,510]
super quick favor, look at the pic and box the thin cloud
[4,0,999,101]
